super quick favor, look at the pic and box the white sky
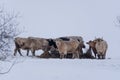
[1,0,120,58]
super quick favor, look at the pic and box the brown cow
[56,36,85,58]
[55,39,81,59]
[86,38,108,59]
[14,37,51,56]
[86,40,97,58]
[95,39,108,59]
[14,37,28,56]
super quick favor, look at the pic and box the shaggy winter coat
[55,39,80,59]
[95,40,108,59]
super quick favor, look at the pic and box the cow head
[47,39,58,49]
[86,40,96,48]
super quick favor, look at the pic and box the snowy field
[0,57,120,80]
[0,0,120,80]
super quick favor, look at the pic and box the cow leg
[32,51,35,56]
[99,53,103,59]
[64,52,67,58]
[60,53,64,59]
[102,55,105,59]
[94,53,97,59]
[14,48,17,56]
[18,49,23,56]
[76,50,80,58]
[64,54,67,58]
[72,54,75,59]
[102,52,106,59]
[31,49,35,56]
[80,49,83,55]
[102,54,105,59]
[27,50,29,56]
[79,53,81,58]
[79,52,83,58]
[76,53,80,58]
[97,54,100,59]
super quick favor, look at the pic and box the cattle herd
[13,36,108,59]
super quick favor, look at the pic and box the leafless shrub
[0,7,21,60]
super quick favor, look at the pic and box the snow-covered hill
[0,57,120,80]
[0,0,120,80]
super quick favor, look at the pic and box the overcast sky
[1,0,120,57]
[1,0,120,37]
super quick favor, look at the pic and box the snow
[0,0,120,80]
[0,57,120,80]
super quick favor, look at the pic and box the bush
[0,7,20,60]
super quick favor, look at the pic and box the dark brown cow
[86,40,97,58]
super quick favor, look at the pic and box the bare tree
[0,7,21,60]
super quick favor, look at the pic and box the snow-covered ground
[0,57,120,80]
[0,0,120,80]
